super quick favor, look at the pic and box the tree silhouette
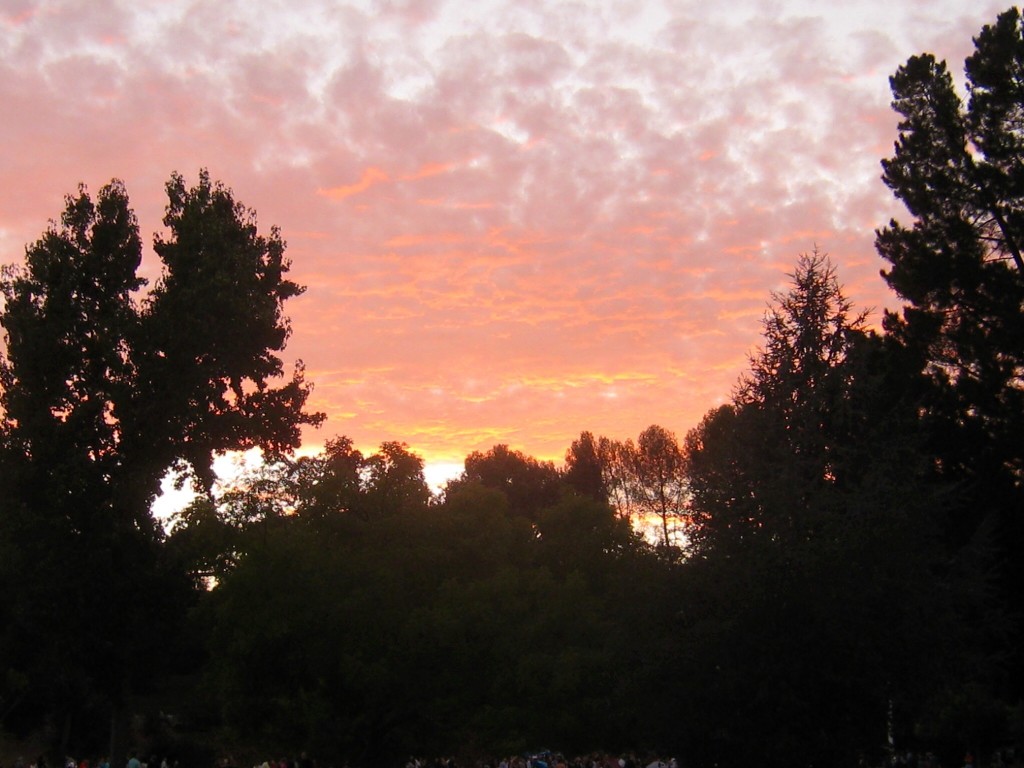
[877,6,1024,708]
[0,172,322,761]
[679,253,963,767]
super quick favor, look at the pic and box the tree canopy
[877,5,1024,709]
[0,172,322,761]
[5,10,1024,767]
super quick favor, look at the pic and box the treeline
[156,250,1014,768]
[2,8,1024,768]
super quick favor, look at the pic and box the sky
[0,0,1009,487]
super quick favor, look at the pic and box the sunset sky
[0,0,1007,485]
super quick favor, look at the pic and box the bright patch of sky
[151,448,463,521]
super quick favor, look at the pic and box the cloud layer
[0,0,1007,469]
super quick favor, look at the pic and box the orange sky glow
[0,0,1008,487]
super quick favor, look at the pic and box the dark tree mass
[3,10,1024,768]
[0,172,323,764]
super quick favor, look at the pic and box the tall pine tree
[876,7,1024,704]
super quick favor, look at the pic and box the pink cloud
[0,0,1009,469]
[319,167,391,200]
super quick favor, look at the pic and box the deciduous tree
[563,430,606,502]
[0,172,322,760]
[447,444,561,519]
[632,424,688,556]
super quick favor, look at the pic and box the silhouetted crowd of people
[8,746,1023,768]
[399,753,677,768]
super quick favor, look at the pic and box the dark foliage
[4,11,1024,766]
[0,172,322,762]
[877,4,1024,716]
